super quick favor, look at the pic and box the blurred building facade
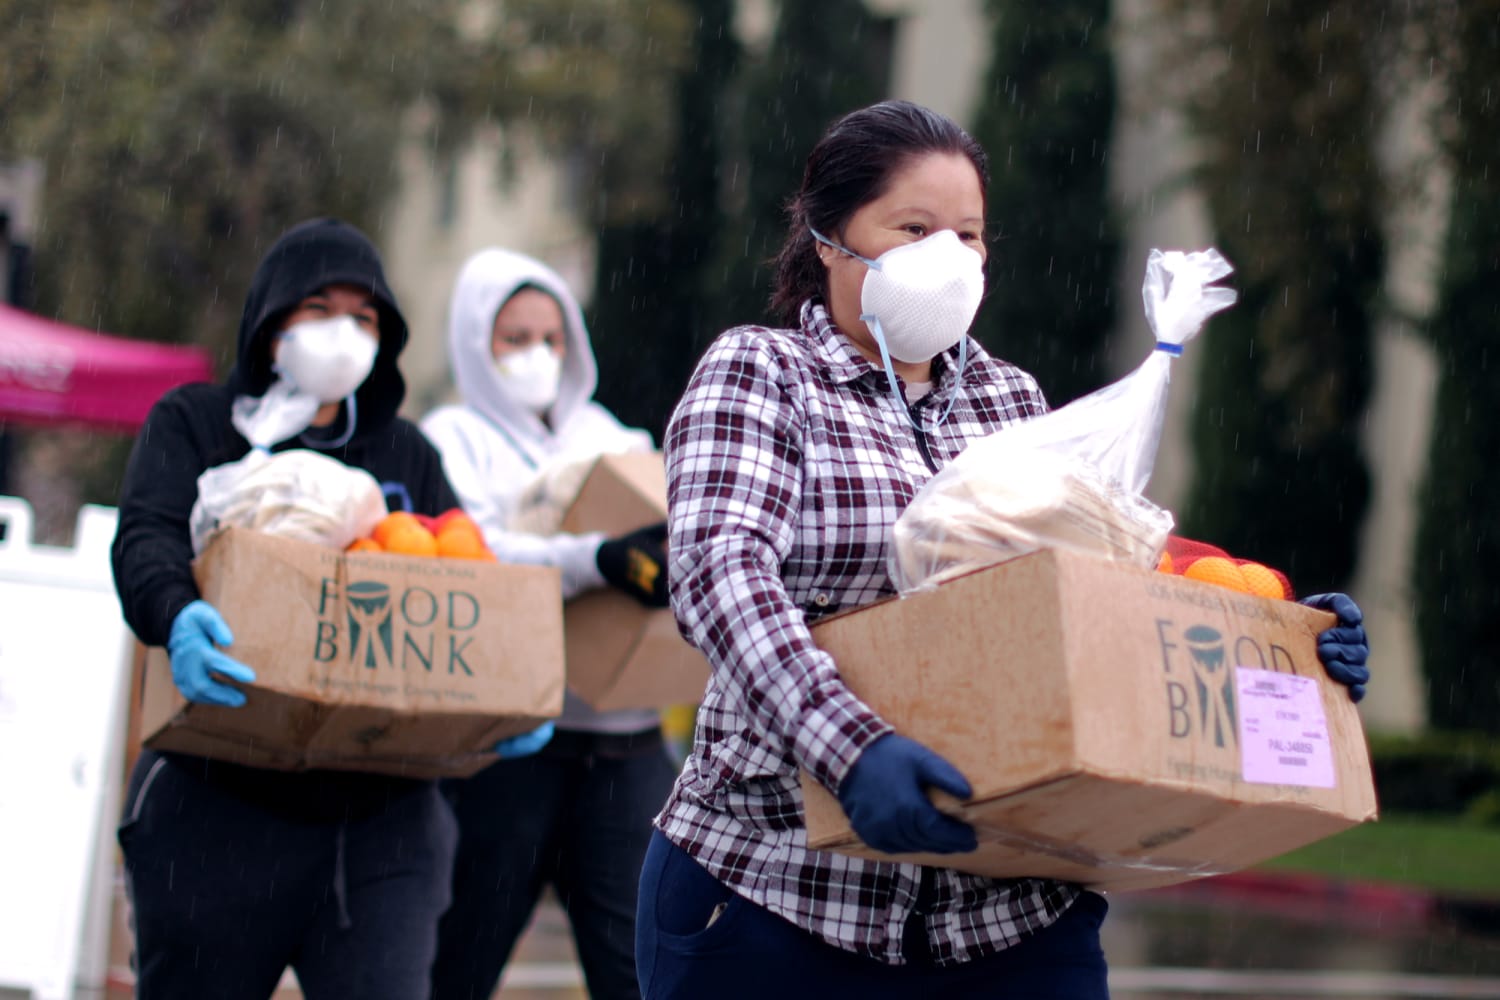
[383,0,1433,732]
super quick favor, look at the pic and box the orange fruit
[373,511,425,548]
[437,514,482,541]
[1238,561,1287,600]
[1156,550,1175,574]
[1183,556,1250,593]
[382,522,439,557]
[434,508,477,533]
[346,537,383,553]
[437,525,496,561]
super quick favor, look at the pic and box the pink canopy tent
[0,303,214,432]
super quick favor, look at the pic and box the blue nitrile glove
[495,721,555,760]
[167,600,257,707]
[1299,593,1370,703]
[836,733,978,855]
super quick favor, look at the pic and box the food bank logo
[1177,625,1237,748]
[347,582,394,669]
[1157,618,1303,749]
[314,577,480,675]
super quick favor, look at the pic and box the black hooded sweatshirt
[111,218,459,814]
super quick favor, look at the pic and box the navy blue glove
[1299,593,1370,703]
[836,733,978,855]
[495,721,555,759]
[167,600,257,707]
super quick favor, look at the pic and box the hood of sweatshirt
[445,247,598,448]
[226,217,407,438]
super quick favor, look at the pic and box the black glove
[596,522,670,608]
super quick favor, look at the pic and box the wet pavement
[94,874,1500,998]
[495,875,1500,998]
[1104,877,1500,998]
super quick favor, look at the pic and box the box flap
[591,611,710,712]
[559,452,667,536]
[563,594,710,711]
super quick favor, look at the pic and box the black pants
[119,752,457,1000]
[430,727,678,1000]
[636,831,1111,999]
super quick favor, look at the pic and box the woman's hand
[1298,593,1370,702]
[494,721,555,760]
[837,734,978,855]
[596,522,670,607]
[167,600,258,707]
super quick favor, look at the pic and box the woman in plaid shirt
[637,100,1106,997]
[637,101,1368,997]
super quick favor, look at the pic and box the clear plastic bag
[506,447,639,535]
[890,248,1237,593]
[189,448,388,555]
[186,375,386,554]
[507,456,600,535]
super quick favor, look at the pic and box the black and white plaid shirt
[660,300,1080,966]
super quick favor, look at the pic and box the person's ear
[814,233,839,270]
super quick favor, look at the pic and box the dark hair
[504,281,562,310]
[769,100,990,325]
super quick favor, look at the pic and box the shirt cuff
[560,531,608,599]
[151,586,202,648]
[794,681,894,795]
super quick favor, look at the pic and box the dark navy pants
[430,727,678,1000]
[119,753,457,1000]
[636,831,1110,999]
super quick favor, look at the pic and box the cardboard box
[801,548,1378,891]
[558,452,710,711]
[141,527,566,778]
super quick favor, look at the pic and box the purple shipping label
[1235,668,1336,789]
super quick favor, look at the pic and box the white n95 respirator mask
[812,227,985,364]
[811,227,984,427]
[274,315,379,404]
[495,343,563,412]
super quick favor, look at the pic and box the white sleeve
[487,527,608,600]
[421,408,610,599]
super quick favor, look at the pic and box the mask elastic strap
[381,481,414,513]
[820,225,964,429]
[809,227,880,270]
[936,336,968,426]
[862,314,920,431]
[304,393,358,451]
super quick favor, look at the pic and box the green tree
[588,0,888,439]
[0,0,689,527]
[500,0,693,229]
[968,0,1119,406]
[1413,0,1500,733]
[1160,0,1382,592]
[2,1,495,354]
[718,0,892,328]
[588,0,739,439]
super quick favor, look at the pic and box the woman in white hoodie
[422,248,678,1000]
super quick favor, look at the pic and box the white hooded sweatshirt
[421,248,657,735]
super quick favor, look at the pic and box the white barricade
[0,496,133,1000]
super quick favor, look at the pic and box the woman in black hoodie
[112,219,473,1000]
